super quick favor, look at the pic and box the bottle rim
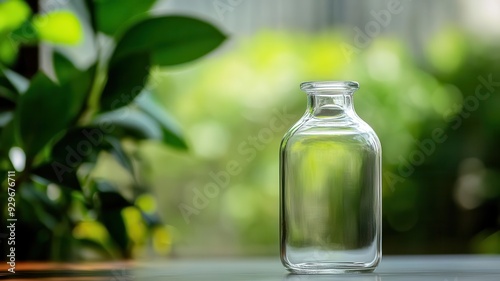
[300,81,359,94]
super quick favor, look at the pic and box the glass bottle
[280,81,382,274]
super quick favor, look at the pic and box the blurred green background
[1,0,500,261]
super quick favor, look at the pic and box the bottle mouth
[300,81,359,94]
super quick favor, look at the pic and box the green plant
[0,0,226,260]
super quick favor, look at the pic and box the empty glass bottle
[280,81,382,274]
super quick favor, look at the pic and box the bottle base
[284,261,378,274]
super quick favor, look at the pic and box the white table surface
[5,255,500,280]
[134,255,500,281]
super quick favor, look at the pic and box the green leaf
[95,181,133,210]
[100,52,150,111]
[99,209,129,256]
[51,127,134,175]
[0,0,31,32]
[95,181,132,255]
[100,16,226,112]
[102,136,134,175]
[33,11,82,45]
[95,0,156,36]
[14,57,95,158]
[51,126,103,166]
[53,52,79,82]
[0,35,18,65]
[77,238,114,259]
[19,182,61,229]
[32,162,81,191]
[110,16,226,66]
[136,94,187,149]
[9,20,38,45]
[53,52,96,115]
[93,108,163,140]
[15,73,80,158]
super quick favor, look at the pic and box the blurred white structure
[155,0,500,57]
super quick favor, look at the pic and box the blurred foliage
[1,0,499,259]
[0,0,225,260]
[145,29,500,256]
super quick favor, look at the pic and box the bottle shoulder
[286,115,378,136]
[281,116,381,151]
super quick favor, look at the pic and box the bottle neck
[307,94,355,118]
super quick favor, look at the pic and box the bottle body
[280,81,381,274]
